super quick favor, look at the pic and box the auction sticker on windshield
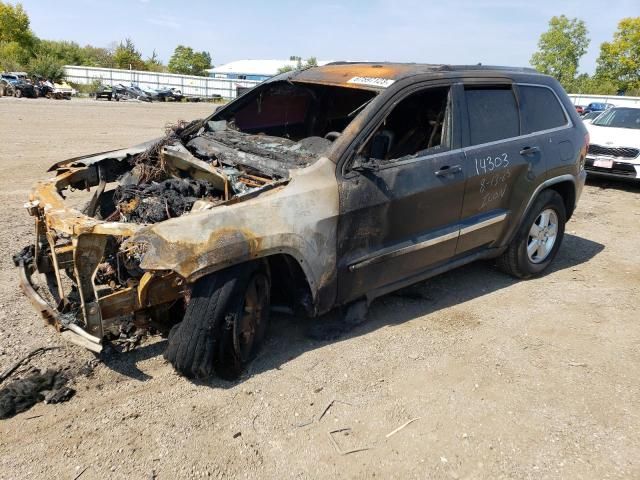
[347,77,395,88]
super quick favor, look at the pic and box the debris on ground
[327,428,372,455]
[385,417,421,438]
[0,346,61,384]
[0,369,74,419]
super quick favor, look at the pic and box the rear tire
[15,89,22,98]
[163,262,270,379]
[497,190,566,279]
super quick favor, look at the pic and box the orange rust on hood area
[292,63,444,89]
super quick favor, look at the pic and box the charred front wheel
[497,190,566,279]
[164,262,270,380]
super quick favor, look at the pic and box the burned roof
[291,62,540,89]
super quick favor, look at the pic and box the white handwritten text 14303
[474,153,509,176]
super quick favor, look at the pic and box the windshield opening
[592,108,640,130]
[214,81,377,141]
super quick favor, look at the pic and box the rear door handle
[435,165,462,177]
[520,146,540,156]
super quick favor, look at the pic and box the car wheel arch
[182,251,319,317]
[504,175,576,249]
[546,180,576,220]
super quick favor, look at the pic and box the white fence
[568,93,640,108]
[64,65,261,99]
[63,67,640,106]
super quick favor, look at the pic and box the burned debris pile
[0,369,74,419]
[97,119,305,226]
[114,178,220,224]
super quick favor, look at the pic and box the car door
[516,83,573,180]
[455,83,548,254]
[336,82,467,304]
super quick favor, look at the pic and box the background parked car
[581,111,603,124]
[583,102,615,115]
[0,74,37,98]
[154,87,183,102]
[584,106,640,181]
[50,81,74,99]
[33,78,54,98]
[113,83,152,102]
[575,105,584,115]
[0,74,14,96]
[94,84,113,100]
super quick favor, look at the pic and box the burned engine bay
[20,79,377,347]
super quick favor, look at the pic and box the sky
[18,0,640,73]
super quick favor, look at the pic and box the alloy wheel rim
[527,208,558,264]
[236,273,269,361]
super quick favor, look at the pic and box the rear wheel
[163,262,271,379]
[497,190,566,279]
[15,89,22,98]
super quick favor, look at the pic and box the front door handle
[435,165,462,177]
[520,146,540,156]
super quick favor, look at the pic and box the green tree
[277,56,318,74]
[167,45,212,76]
[569,73,619,95]
[0,40,29,71]
[0,1,37,70]
[35,40,89,65]
[144,49,164,72]
[595,17,640,94]
[0,1,35,49]
[530,15,590,89]
[81,45,115,68]
[27,53,65,81]
[113,38,146,70]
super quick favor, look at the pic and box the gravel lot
[0,97,638,480]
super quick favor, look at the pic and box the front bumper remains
[15,247,103,352]
[16,166,186,352]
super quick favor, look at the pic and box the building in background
[206,59,331,81]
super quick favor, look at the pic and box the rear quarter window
[518,85,567,133]
[465,87,519,145]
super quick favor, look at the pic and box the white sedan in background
[585,106,640,181]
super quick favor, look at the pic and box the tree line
[530,15,640,96]
[0,2,212,81]
[2,2,638,94]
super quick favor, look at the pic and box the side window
[518,85,567,133]
[465,87,519,146]
[363,86,451,161]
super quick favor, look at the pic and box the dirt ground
[0,97,638,480]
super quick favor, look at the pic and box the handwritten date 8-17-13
[475,153,511,209]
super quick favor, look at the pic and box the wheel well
[264,254,314,317]
[546,181,576,220]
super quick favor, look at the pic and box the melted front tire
[163,262,270,380]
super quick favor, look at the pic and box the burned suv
[17,63,587,379]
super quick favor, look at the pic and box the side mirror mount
[351,155,379,173]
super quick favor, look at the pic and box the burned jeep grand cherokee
[17,63,588,379]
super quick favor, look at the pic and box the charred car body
[17,63,587,379]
